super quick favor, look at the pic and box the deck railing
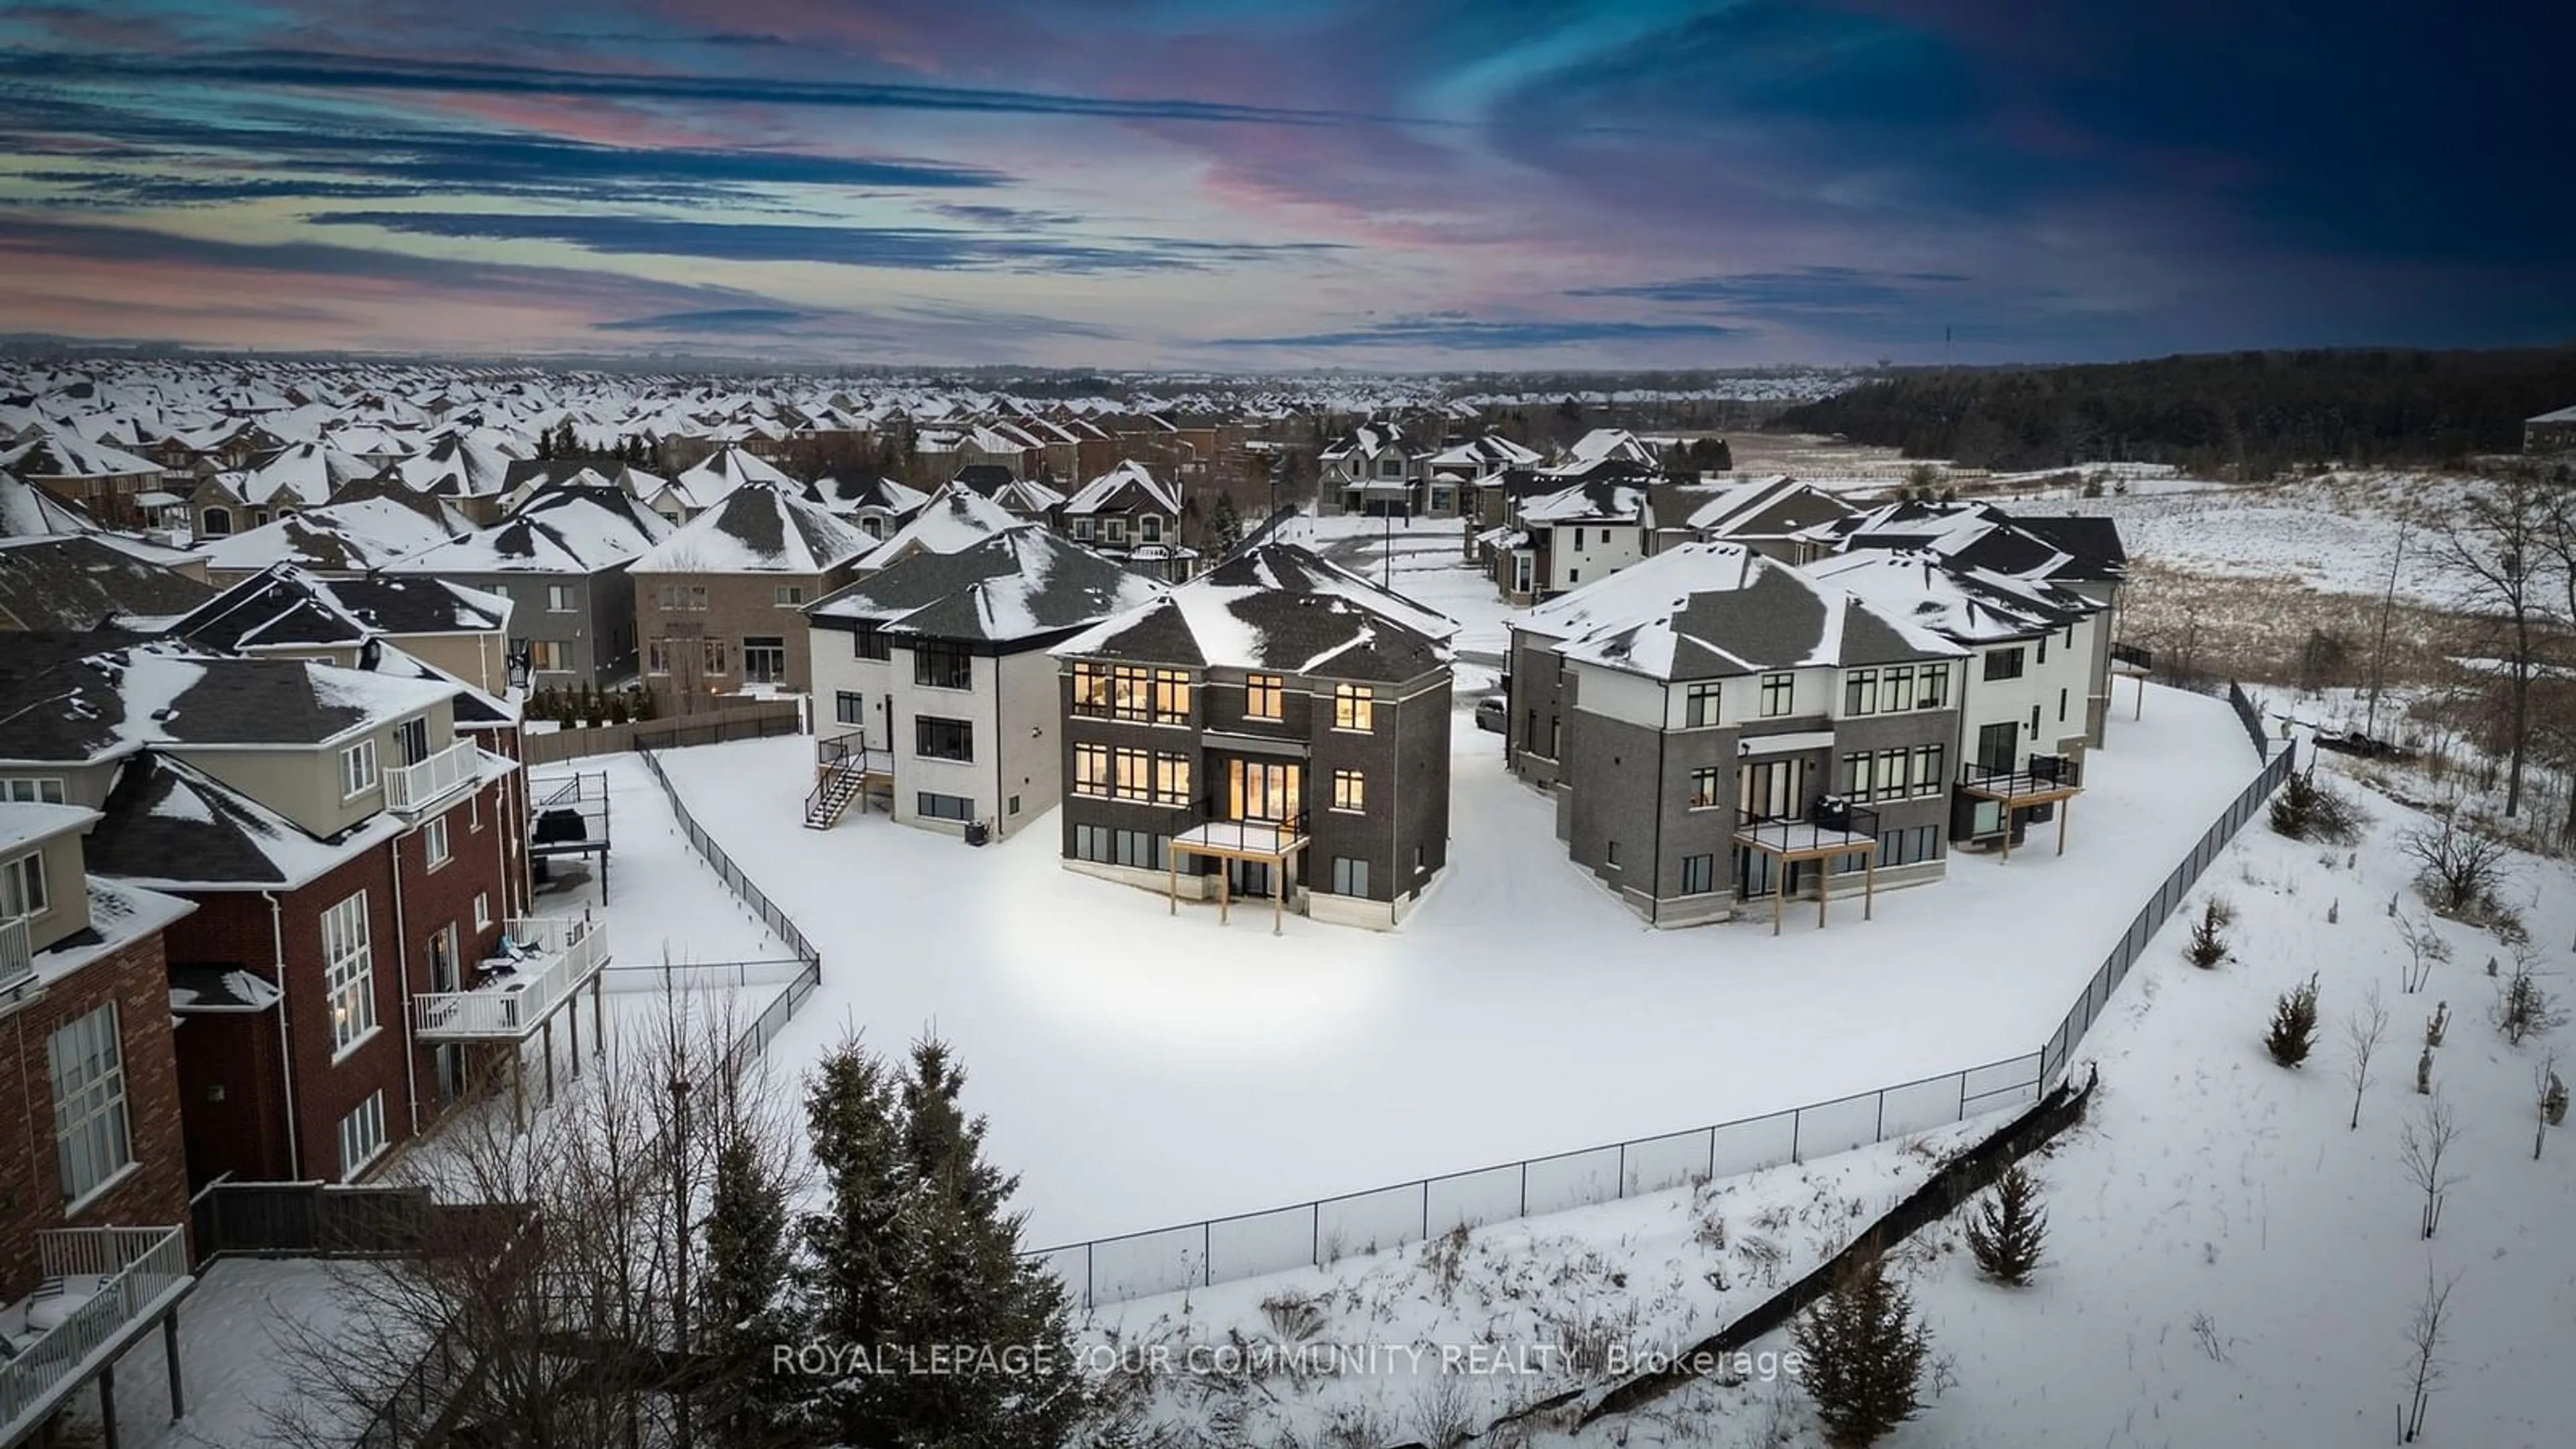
[0,1226,191,1438]
[1957,753,2084,797]
[1732,798,1881,857]
[411,918,607,1041]
[384,738,482,812]
[0,914,30,998]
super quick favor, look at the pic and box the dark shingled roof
[1059,542,1454,684]
[0,536,215,630]
[2014,515,2130,580]
[810,529,1160,644]
[87,753,387,887]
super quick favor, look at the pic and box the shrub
[1791,1254,1930,1448]
[2184,901,2231,969]
[2266,974,2321,1067]
[1963,1165,2047,1286]
[2402,814,2510,916]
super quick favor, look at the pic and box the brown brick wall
[0,930,194,1303]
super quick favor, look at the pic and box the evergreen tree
[1791,1254,1932,1448]
[701,1114,798,1447]
[1962,1165,2048,1285]
[792,1039,911,1446]
[1209,493,1244,553]
[2267,973,2322,1067]
[887,1037,1089,1447]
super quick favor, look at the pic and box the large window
[1912,743,1945,797]
[1687,767,1723,810]
[546,584,574,613]
[3,777,66,804]
[701,638,728,677]
[1984,647,2026,682]
[527,639,566,674]
[659,583,708,612]
[1843,668,1878,716]
[1330,856,1371,896]
[340,739,380,798]
[1140,516,1163,544]
[647,639,672,675]
[1074,744,1188,804]
[1684,683,1720,728]
[3,850,48,918]
[1244,674,1285,721]
[1332,683,1375,732]
[1072,663,1191,724]
[916,792,975,822]
[323,891,375,1055]
[914,640,973,690]
[49,1004,130,1206]
[1331,769,1366,812]
[1073,824,1168,869]
[1073,742,1110,796]
[835,692,865,727]
[743,635,787,684]
[338,1091,387,1181]
[914,716,974,762]
[1918,663,1949,708]
[1758,672,1794,717]
[853,627,892,661]
[1882,665,1916,712]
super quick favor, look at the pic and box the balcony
[0,1226,194,1444]
[383,738,482,814]
[0,914,30,1000]
[413,917,608,1042]
[1956,753,2085,804]
[1733,796,1882,934]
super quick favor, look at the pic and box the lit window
[1332,769,1365,812]
[1245,674,1284,721]
[1332,684,1375,731]
[1686,767,1722,810]
[1073,743,1110,796]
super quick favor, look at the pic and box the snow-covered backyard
[631,677,2259,1248]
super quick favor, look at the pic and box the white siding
[1568,663,1664,729]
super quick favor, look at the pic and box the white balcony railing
[412,918,608,1042]
[0,914,30,997]
[383,739,482,813]
[0,1225,193,1440]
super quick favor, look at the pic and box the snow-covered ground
[70,1258,388,1449]
[643,679,2259,1246]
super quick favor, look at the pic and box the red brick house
[0,635,556,1190]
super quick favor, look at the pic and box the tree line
[1774,349,2576,478]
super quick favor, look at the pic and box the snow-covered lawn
[642,680,2261,1246]
[71,1258,389,1449]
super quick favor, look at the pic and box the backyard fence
[523,700,803,765]
[190,1180,520,1263]
[2228,680,2272,760]
[1026,727,2300,1311]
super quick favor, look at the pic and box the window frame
[322,890,376,1059]
[340,738,380,799]
[1332,683,1375,733]
[2,849,48,919]
[1758,672,1794,718]
[337,1090,388,1181]
[1682,682,1721,729]
[1918,663,1950,708]
[913,639,974,691]
[2,777,66,804]
[48,1003,131,1210]
[422,814,450,870]
[1983,647,2027,682]
[914,714,975,763]
[742,635,788,685]
[1843,667,1879,717]
[835,691,865,727]
[1244,674,1285,721]
[1330,768,1366,813]
[1679,853,1715,896]
[1686,766,1723,810]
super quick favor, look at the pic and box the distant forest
[1774,349,2576,478]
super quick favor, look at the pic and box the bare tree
[2363,519,2409,741]
[2344,985,2391,1130]
[2431,470,2554,817]
[2400,814,2512,915]
[2394,912,2449,994]
[2400,1264,2458,1442]
[2398,1093,2466,1240]
[2493,945,2569,1047]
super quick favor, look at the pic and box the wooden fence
[521,700,802,765]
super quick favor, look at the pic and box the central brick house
[385,478,675,689]
[1051,542,1457,929]
[0,635,537,1187]
[629,480,874,707]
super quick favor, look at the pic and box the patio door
[1977,720,2019,775]
[1737,756,1808,820]
[394,716,431,767]
[429,923,464,1102]
[1228,759,1301,824]
[1737,847,1801,900]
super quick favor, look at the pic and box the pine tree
[885,1037,1089,1446]
[1210,493,1244,553]
[1963,1165,2048,1285]
[700,1115,798,1447]
[2267,973,2322,1067]
[791,1039,911,1446]
[1791,1254,1931,1448]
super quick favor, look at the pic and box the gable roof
[0,636,460,765]
[806,472,929,517]
[0,467,105,538]
[1054,541,1454,682]
[857,485,1026,571]
[666,445,800,512]
[85,751,407,890]
[1799,548,2102,643]
[171,566,507,652]
[629,480,871,575]
[810,529,1165,645]
[195,494,462,575]
[1061,460,1180,516]
[0,432,158,480]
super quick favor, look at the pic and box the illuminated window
[1331,769,1364,812]
[323,891,376,1056]
[1687,767,1722,810]
[1245,674,1284,721]
[1332,684,1375,731]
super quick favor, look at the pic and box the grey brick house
[1507,541,1967,927]
[1050,542,1456,930]
[383,481,674,688]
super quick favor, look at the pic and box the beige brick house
[630,480,873,708]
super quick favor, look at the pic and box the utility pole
[2365,521,2408,741]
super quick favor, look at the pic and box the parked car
[1474,694,1506,733]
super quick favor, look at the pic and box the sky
[0,1,2569,369]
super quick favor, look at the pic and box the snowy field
[639,680,2260,1246]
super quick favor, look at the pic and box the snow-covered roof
[195,496,462,574]
[857,485,1026,571]
[0,431,159,480]
[810,529,1165,645]
[1517,542,1965,681]
[386,483,674,575]
[231,440,378,507]
[1519,476,1650,525]
[1564,428,1657,466]
[1805,499,2125,583]
[0,799,99,855]
[1061,460,1180,516]
[2527,402,2576,424]
[665,445,800,512]
[0,468,105,538]
[1799,548,2100,644]
[1055,541,1454,682]
[0,637,462,765]
[85,751,409,891]
[630,481,872,575]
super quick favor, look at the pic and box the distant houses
[384,479,674,688]
[2526,403,2576,456]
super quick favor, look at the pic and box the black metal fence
[2228,680,2271,760]
[1026,720,2298,1310]
[523,700,804,766]
[636,747,821,969]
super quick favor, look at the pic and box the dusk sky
[1,1,2567,368]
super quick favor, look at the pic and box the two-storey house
[629,480,872,706]
[805,473,930,543]
[1057,461,1195,583]
[384,480,675,688]
[1052,542,1457,930]
[804,529,1165,837]
[1506,542,1966,926]
[1318,421,1424,517]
